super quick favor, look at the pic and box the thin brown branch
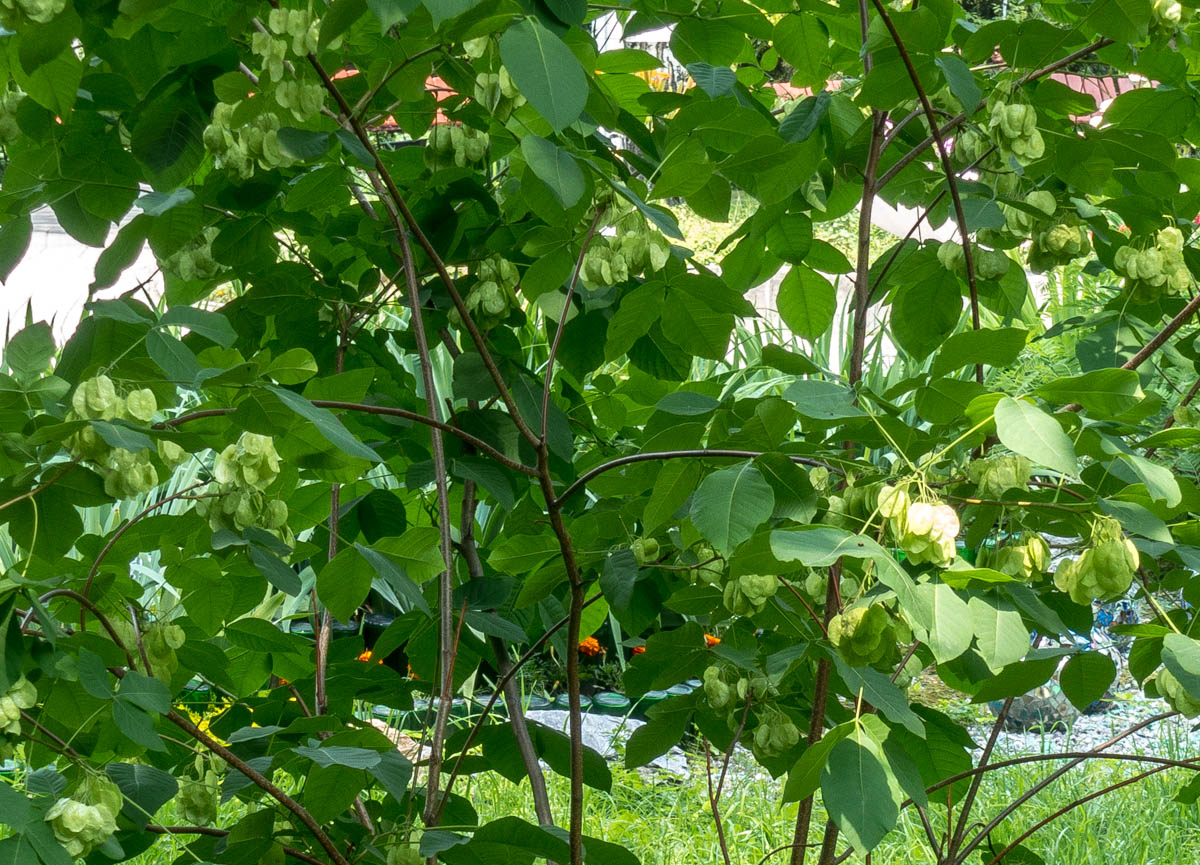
[1061,291,1200,413]
[166,707,350,865]
[161,401,537,475]
[80,481,205,628]
[144,825,326,865]
[869,0,981,382]
[945,696,1011,858]
[293,24,540,448]
[554,450,838,506]
[541,210,603,444]
[790,566,840,865]
[875,38,1114,190]
[707,693,752,865]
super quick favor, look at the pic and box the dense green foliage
[3,0,1200,864]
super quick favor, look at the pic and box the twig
[541,210,603,443]
[554,450,837,506]
[144,825,326,864]
[869,0,981,382]
[875,38,1115,190]
[81,482,206,629]
[1061,291,1200,412]
[790,567,839,865]
[160,402,538,476]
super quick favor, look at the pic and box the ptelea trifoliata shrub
[752,706,800,758]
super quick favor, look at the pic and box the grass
[112,722,1200,865]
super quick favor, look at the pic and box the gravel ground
[970,694,1200,758]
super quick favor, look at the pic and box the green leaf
[891,272,962,361]
[1035,368,1143,417]
[993,397,1077,476]
[357,543,433,616]
[160,306,237,347]
[934,55,981,114]
[782,380,864,420]
[968,594,1029,672]
[500,17,588,133]
[521,135,585,208]
[106,763,177,828]
[930,327,1027,377]
[117,670,171,714]
[821,724,901,852]
[783,722,853,803]
[225,618,305,654]
[248,546,303,595]
[277,128,335,162]
[643,460,702,533]
[318,547,374,622]
[4,323,54,380]
[689,461,775,556]
[777,266,835,341]
[832,656,925,737]
[488,531,561,574]
[294,743,382,769]
[0,215,32,283]
[1114,452,1181,508]
[112,700,166,751]
[625,695,693,768]
[686,62,736,98]
[319,0,368,49]
[134,188,194,216]
[1059,652,1117,711]
[1161,633,1200,700]
[147,329,201,383]
[921,581,973,664]
[440,817,571,865]
[266,385,381,462]
[661,291,733,360]
[774,16,829,89]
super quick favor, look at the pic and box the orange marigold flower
[578,637,604,656]
[632,646,646,655]
[705,634,721,647]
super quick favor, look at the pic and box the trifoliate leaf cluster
[203,103,296,179]
[1113,226,1191,303]
[1053,516,1139,604]
[723,573,779,616]
[1153,668,1200,717]
[0,0,66,27]
[426,123,490,170]
[67,376,165,499]
[987,102,1045,165]
[968,454,1032,499]
[828,604,896,668]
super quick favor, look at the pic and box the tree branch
[1061,291,1200,413]
[144,826,326,865]
[869,0,981,382]
[541,209,603,444]
[554,450,837,506]
[161,402,538,476]
[875,38,1114,191]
